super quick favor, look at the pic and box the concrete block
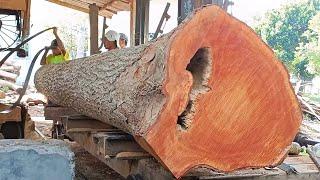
[0,139,74,180]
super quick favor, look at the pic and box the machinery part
[98,17,108,50]
[0,9,22,51]
[35,6,302,178]
[0,47,50,114]
[51,120,65,139]
[0,27,54,67]
[152,3,170,39]
[0,121,23,139]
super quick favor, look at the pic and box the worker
[40,27,69,65]
[119,33,128,48]
[103,30,120,51]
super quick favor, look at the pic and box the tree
[255,0,320,80]
[294,12,320,79]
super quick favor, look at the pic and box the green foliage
[255,0,320,80]
[294,12,320,78]
[0,86,10,93]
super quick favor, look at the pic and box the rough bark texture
[35,6,302,178]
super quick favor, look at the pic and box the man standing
[41,27,70,65]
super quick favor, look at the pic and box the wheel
[0,9,22,51]
[0,121,23,139]
[127,174,144,180]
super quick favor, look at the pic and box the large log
[35,6,302,178]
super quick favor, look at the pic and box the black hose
[0,27,55,67]
[0,47,50,113]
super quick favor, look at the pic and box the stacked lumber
[298,95,320,120]
[34,6,302,178]
[0,58,22,101]
[0,59,22,92]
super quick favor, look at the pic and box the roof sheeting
[46,0,131,18]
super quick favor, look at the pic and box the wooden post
[89,3,99,55]
[130,0,136,47]
[22,0,31,39]
[143,0,149,44]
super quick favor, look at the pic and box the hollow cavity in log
[177,47,212,130]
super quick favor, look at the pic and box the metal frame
[44,106,320,180]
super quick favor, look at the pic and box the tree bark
[35,6,302,178]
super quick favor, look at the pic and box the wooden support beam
[44,106,79,120]
[89,3,99,55]
[130,0,136,47]
[47,0,89,14]
[22,0,31,39]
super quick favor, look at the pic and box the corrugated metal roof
[46,0,131,18]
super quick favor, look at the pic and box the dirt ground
[28,105,125,180]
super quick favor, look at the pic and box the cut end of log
[141,5,302,178]
[177,47,212,130]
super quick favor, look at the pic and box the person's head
[103,30,119,50]
[50,39,62,55]
[119,33,128,48]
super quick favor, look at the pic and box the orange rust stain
[140,6,302,179]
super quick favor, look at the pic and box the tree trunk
[35,6,302,178]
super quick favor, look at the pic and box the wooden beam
[22,0,31,39]
[130,0,136,47]
[0,0,26,11]
[110,0,130,11]
[142,0,149,44]
[89,3,99,55]
[47,0,89,14]
[47,0,113,18]
[44,106,79,120]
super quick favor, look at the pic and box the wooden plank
[110,0,130,11]
[115,151,150,160]
[0,70,18,82]
[62,117,114,132]
[307,148,320,170]
[0,0,26,11]
[44,106,79,120]
[0,104,21,123]
[47,0,112,18]
[284,156,315,165]
[290,163,319,174]
[47,0,89,14]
